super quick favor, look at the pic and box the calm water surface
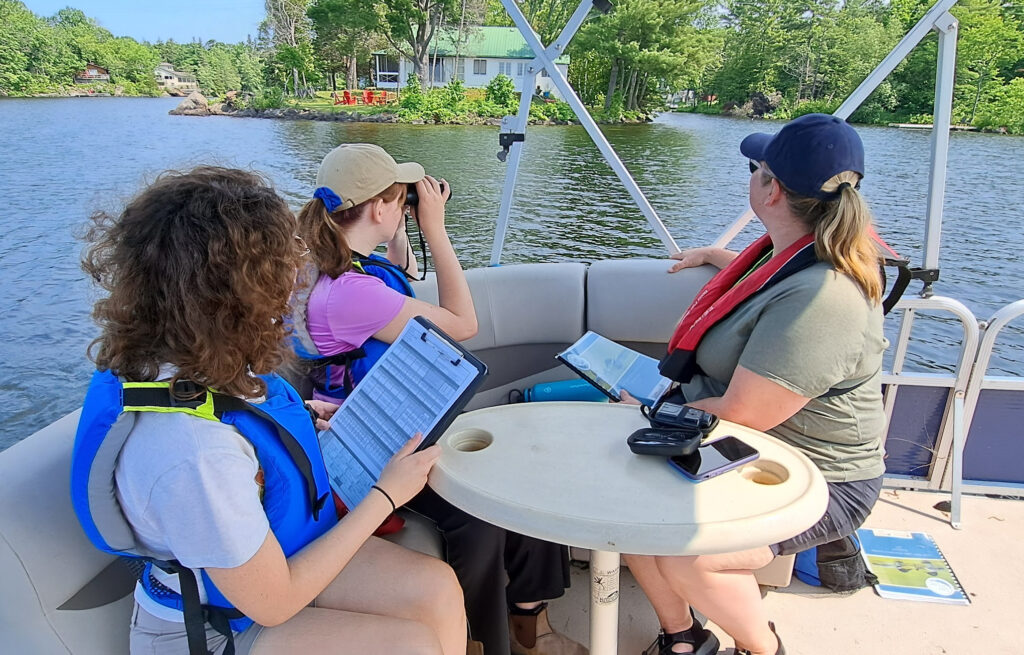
[1,97,1022,449]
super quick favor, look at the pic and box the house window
[455,59,465,80]
[541,68,550,78]
[375,55,400,85]
[431,60,445,83]
[517,62,525,77]
[473,59,487,75]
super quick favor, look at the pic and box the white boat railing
[881,296,979,528]
[881,298,1024,527]
[955,300,1024,502]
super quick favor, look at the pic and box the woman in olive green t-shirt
[622,114,886,655]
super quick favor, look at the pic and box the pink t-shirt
[306,271,406,401]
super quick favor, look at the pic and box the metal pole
[490,77,538,266]
[715,0,961,253]
[951,390,964,529]
[924,14,959,273]
[495,0,680,258]
[834,0,958,119]
[712,208,755,249]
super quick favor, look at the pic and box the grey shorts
[771,475,883,557]
[129,603,263,655]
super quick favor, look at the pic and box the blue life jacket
[70,370,337,649]
[293,253,415,400]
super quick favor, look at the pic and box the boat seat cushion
[586,258,716,346]
[0,410,132,655]
[413,263,588,398]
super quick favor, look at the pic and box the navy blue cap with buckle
[740,113,865,200]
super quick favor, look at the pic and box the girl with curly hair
[77,166,466,655]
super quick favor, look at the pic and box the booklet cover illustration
[857,528,969,605]
[557,331,671,406]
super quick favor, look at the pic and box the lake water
[1,97,1022,450]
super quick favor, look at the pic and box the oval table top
[429,402,829,556]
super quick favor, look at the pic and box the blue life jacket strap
[121,384,329,521]
[307,347,366,369]
[151,559,242,655]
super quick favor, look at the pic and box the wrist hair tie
[371,485,396,513]
[314,186,343,213]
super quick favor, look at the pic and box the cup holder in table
[448,428,494,452]
[738,460,789,485]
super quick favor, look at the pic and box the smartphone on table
[669,436,759,482]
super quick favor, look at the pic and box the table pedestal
[589,550,621,655]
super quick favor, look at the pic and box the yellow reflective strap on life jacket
[121,381,219,422]
[352,260,366,274]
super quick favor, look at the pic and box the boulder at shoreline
[169,91,211,116]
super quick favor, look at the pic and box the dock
[888,122,978,131]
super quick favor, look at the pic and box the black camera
[405,181,449,207]
[649,401,718,433]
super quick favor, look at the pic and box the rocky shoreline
[168,92,651,126]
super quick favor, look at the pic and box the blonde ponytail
[782,171,883,303]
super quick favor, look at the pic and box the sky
[22,0,265,44]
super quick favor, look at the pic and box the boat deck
[547,488,1022,654]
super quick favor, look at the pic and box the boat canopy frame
[491,0,960,291]
[490,0,679,266]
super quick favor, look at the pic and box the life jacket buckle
[168,381,208,409]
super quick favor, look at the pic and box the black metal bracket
[909,267,940,283]
[910,267,940,298]
[593,0,613,13]
[497,132,525,162]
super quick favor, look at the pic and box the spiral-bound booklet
[857,528,969,605]
[556,331,671,406]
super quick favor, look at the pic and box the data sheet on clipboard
[317,319,481,510]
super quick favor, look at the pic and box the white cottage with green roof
[373,26,570,98]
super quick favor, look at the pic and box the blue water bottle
[523,379,609,403]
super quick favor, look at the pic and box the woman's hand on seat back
[668,246,739,273]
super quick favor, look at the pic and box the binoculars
[405,181,450,207]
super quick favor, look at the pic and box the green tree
[484,71,516,111]
[575,0,718,112]
[0,1,45,94]
[952,0,1024,123]
[318,0,460,88]
[232,41,267,92]
[262,0,315,95]
[196,42,243,95]
[712,0,802,102]
[308,0,381,90]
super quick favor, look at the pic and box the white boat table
[429,402,829,655]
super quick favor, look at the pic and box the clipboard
[317,316,487,509]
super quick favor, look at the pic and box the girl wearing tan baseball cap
[294,143,585,655]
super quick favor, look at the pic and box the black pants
[407,487,572,655]
[771,475,883,556]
